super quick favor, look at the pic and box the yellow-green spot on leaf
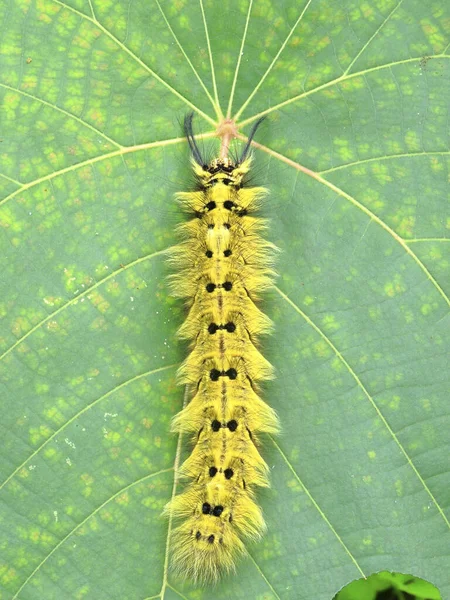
[303,295,315,306]
[428,246,442,260]
[46,319,61,333]
[361,3,374,19]
[389,395,401,410]
[422,398,431,411]
[30,528,41,543]
[89,517,100,532]
[74,584,90,599]
[0,207,25,232]
[313,339,331,358]
[362,535,373,546]
[44,447,58,460]
[367,450,376,460]
[287,478,303,493]
[1,567,18,586]
[420,18,446,51]
[35,382,50,394]
[404,309,414,324]
[11,316,31,337]
[290,448,300,462]
[395,479,403,497]
[421,303,432,315]
[430,156,444,173]
[421,301,439,316]
[384,273,406,298]
[331,357,344,372]
[103,431,120,445]
[38,512,50,527]
[88,290,110,314]
[408,441,420,451]
[404,130,421,151]
[29,425,52,445]
[397,215,416,238]
[81,473,94,486]
[322,314,340,332]
[100,510,113,523]
[82,487,93,499]
[333,138,354,161]
[43,296,60,308]
[368,306,382,320]
[371,162,392,185]
[44,406,66,426]
[18,467,30,479]
[300,346,312,359]
[116,492,130,506]
[340,77,365,92]
[106,280,121,297]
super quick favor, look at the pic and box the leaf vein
[0,364,176,491]
[343,0,404,76]
[269,434,366,578]
[233,0,314,120]
[318,151,450,174]
[274,286,450,532]
[238,55,450,126]
[0,248,169,364]
[50,0,216,125]
[11,468,174,599]
[0,82,121,148]
[247,139,450,308]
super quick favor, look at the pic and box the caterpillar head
[191,156,252,188]
[184,113,264,187]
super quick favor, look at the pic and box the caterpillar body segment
[164,115,278,583]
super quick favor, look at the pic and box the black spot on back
[210,368,221,381]
[227,368,237,380]
[208,323,218,334]
[224,468,234,479]
[227,420,238,432]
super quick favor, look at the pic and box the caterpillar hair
[164,113,279,583]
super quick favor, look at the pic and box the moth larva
[164,114,279,583]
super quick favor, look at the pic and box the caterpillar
[164,114,279,583]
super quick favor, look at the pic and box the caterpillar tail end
[167,519,246,585]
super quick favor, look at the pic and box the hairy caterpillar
[164,114,279,583]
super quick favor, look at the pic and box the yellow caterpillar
[164,114,279,583]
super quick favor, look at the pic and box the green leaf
[379,572,443,600]
[0,1,448,599]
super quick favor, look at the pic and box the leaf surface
[0,1,449,599]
